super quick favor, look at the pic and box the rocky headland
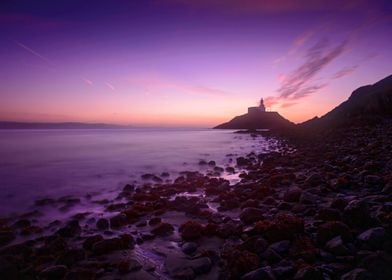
[0,75,392,279]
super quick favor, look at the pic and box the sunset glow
[1,0,391,126]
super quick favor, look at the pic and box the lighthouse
[248,98,266,114]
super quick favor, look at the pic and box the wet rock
[199,160,207,165]
[92,234,134,255]
[241,266,276,280]
[330,198,348,210]
[343,200,375,228]
[222,249,260,279]
[364,175,383,186]
[56,220,81,238]
[290,236,319,262]
[110,213,129,228]
[253,214,304,242]
[0,257,18,279]
[283,188,302,202]
[299,192,318,204]
[118,258,142,273]
[316,207,342,221]
[208,160,216,166]
[96,218,109,230]
[151,222,174,237]
[359,251,392,280]
[272,260,295,279]
[316,221,352,245]
[240,207,265,224]
[13,219,31,228]
[293,265,323,280]
[123,184,135,192]
[83,234,104,250]
[238,236,269,256]
[190,257,212,274]
[148,217,161,226]
[237,157,250,166]
[56,248,85,266]
[269,240,290,255]
[64,269,96,280]
[182,242,198,255]
[341,268,372,280]
[325,236,350,256]
[357,227,386,249]
[0,231,15,246]
[39,265,68,280]
[179,221,204,241]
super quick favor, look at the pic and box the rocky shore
[1,120,392,280]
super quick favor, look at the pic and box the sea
[0,128,279,217]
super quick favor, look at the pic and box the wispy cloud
[332,65,358,79]
[128,75,229,97]
[266,38,347,107]
[14,40,53,66]
[105,82,115,91]
[82,77,94,86]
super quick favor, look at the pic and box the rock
[316,221,352,245]
[0,231,15,246]
[364,175,383,186]
[96,218,109,230]
[92,235,134,255]
[272,260,295,279]
[299,192,318,204]
[341,268,372,280]
[237,157,250,166]
[253,214,304,242]
[0,257,18,279]
[151,222,174,236]
[123,184,135,192]
[222,249,260,279]
[190,257,212,274]
[343,200,374,228]
[294,266,323,280]
[283,188,302,202]
[110,213,128,228]
[269,240,290,255]
[305,173,323,187]
[241,266,276,280]
[238,236,269,256]
[325,236,350,256]
[330,198,348,210]
[357,227,386,249]
[182,242,198,255]
[179,221,204,241]
[240,207,265,224]
[208,160,216,166]
[148,217,161,226]
[359,251,392,280]
[118,258,142,273]
[56,249,85,266]
[56,220,81,237]
[316,207,342,221]
[39,265,68,280]
[64,269,96,280]
[83,235,104,250]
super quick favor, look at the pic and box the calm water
[0,128,278,216]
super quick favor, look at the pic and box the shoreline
[0,125,391,280]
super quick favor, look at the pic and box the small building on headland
[214,97,294,130]
[248,98,266,114]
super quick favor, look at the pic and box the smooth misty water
[0,128,278,216]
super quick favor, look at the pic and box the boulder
[240,207,265,224]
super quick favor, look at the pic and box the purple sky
[0,0,391,126]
